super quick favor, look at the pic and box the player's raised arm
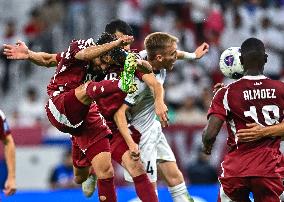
[177,42,209,60]
[141,73,168,127]
[3,40,57,67]
[2,134,16,196]
[202,115,224,155]
[237,122,284,142]
[75,35,134,61]
[114,104,140,161]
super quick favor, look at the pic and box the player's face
[159,42,177,71]
[92,57,109,71]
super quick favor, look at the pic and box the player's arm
[237,122,284,142]
[141,73,168,127]
[3,40,57,67]
[177,42,209,60]
[114,104,140,161]
[75,35,134,61]
[1,134,16,196]
[202,115,224,155]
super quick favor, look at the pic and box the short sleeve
[0,110,11,139]
[124,77,146,106]
[66,38,95,60]
[56,52,64,62]
[207,88,227,121]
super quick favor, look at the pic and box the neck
[148,59,160,71]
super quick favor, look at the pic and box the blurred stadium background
[0,0,283,201]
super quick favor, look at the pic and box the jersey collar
[242,75,267,80]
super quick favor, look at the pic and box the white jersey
[124,51,176,182]
[124,50,166,135]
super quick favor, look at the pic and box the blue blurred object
[0,160,7,189]
[0,185,219,202]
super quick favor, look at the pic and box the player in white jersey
[114,32,209,202]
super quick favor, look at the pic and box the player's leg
[86,137,117,202]
[155,122,194,202]
[71,140,91,184]
[219,177,251,202]
[158,161,193,202]
[250,177,283,202]
[111,131,158,202]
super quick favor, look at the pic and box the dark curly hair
[95,32,127,65]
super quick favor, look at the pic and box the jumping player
[3,32,161,202]
[202,38,284,201]
[4,33,137,202]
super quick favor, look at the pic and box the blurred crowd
[0,0,284,128]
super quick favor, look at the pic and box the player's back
[47,39,94,97]
[221,75,284,177]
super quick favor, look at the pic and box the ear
[156,54,163,62]
[239,55,244,65]
[264,53,268,63]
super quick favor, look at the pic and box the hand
[3,40,29,60]
[236,123,265,142]
[136,59,153,74]
[202,144,212,155]
[4,177,16,196]
[128,142,140,161]
[213,83,224,93]
[155,101,169,127]
[117,35,134,47]
[194,42,209,59]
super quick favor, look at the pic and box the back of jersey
[209,75,284,177]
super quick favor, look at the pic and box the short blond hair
[144,32,178,60]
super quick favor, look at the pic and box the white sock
[168,182,193,202]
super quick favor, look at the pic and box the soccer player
[114,32,209,202]
[202,38,284,201]
[3,32,161,202]
[4,33,139,202]
[0,109,16,196]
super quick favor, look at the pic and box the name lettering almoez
[243,89,276,101]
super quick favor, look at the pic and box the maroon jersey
[47,38,95,97]
[0,110,11,139]
[96,65,144,132]
[208,75,283,177]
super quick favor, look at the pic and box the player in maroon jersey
[0,109,16,196]
[3,30,161,202]
[202,38,284,202]
[3,33,139,202]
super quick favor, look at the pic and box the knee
[166,170,184,187]
[126,161,145,178]
[95,163,114,179]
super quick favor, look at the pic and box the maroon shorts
[219,176,284,202]
[72,136,111,168]
[46,89,89,134]
[110,126,141,164]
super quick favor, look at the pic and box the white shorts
[124,120,176,182]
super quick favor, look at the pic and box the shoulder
[138,50,147,60]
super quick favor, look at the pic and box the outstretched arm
[2,134,16,196]
[202,115,224,155]
[75,35,134,61]
[237,122,284,142]
[3,40,57,67]
[114,104,140,161]
[177,42,209,60]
